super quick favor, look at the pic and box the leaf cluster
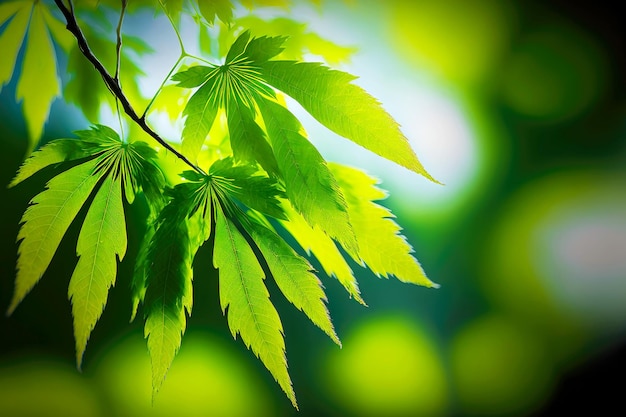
[4,0,439,408]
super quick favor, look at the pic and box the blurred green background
[1,0,625,416]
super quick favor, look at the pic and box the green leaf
[9,139,88,187]
[244,217,340,345]
[68,175,127,368]
[330,163,438,288]
[258,98,358,257]
[213,206,297,408]
[260,61,436,181]
[197,0,233,26]
[209,158,286,220]
[0,1,30,92]
[180,70,220,159]
[16,2,61,152]
[225,30,251,64]
[279,201,365,305]
[243,34,288,64]
[41,4,74,53]
[7,158,104,315]
[143,209,194,398]
[172,65,216,88]
[226,102,279,176]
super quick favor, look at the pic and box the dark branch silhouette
[53,0,205,175]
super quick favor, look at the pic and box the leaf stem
[53,0,205,175]
[141,53,184,119]
[114,0,127,81]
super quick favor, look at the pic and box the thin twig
[53,0,205,175]
[114,0,127,81]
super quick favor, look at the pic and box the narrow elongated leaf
[226,102,279,176]
[213,207,296,408]
[8,159,103,314]
[280,201,365,305]
[244,218,340,345]
[181,72,220,159]
[260,61,435,180]
[9,139,88,187]
[259,98,358,257]
[68,175,127,368]
[225,30,251,64]
[143,215,193,398]
[0,1,30,91]
[330,164,438,287]
[16,2,60,151]
[130,219,155,322]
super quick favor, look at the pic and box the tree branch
[53,0,205,175]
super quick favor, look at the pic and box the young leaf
[16,1,61,152]
[213,206,297,408]
[243,217,340,345]
[8,159,104,315]
[260,61,436,181]
[143,209,194,398]
[279,201,365,305]
[258,98,358,257]
[330,163,438,288]
[68,175,127,368]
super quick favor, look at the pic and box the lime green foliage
[8,125,165,370]
[69,175,127,368]
[260,61,435,180]
[0,1,66,152]
[6,2,439,409]
[214,207,296,408]
[244,217,340,345]
[330,164,438,288]
[258,98,358,258]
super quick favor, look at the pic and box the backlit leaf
[213,205,297,408]
[0,1,30,92]
[331,163,438,287]
[8,159,104,315]
[9,139,88,187]
[179,68,220,160]
[226,102,279,176]
[279,201,365,305]
[258,98,358,258]
[260,61,436,180]
[244,217,340,345]
[68,175,127,368]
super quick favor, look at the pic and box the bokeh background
[1,0,625,416]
